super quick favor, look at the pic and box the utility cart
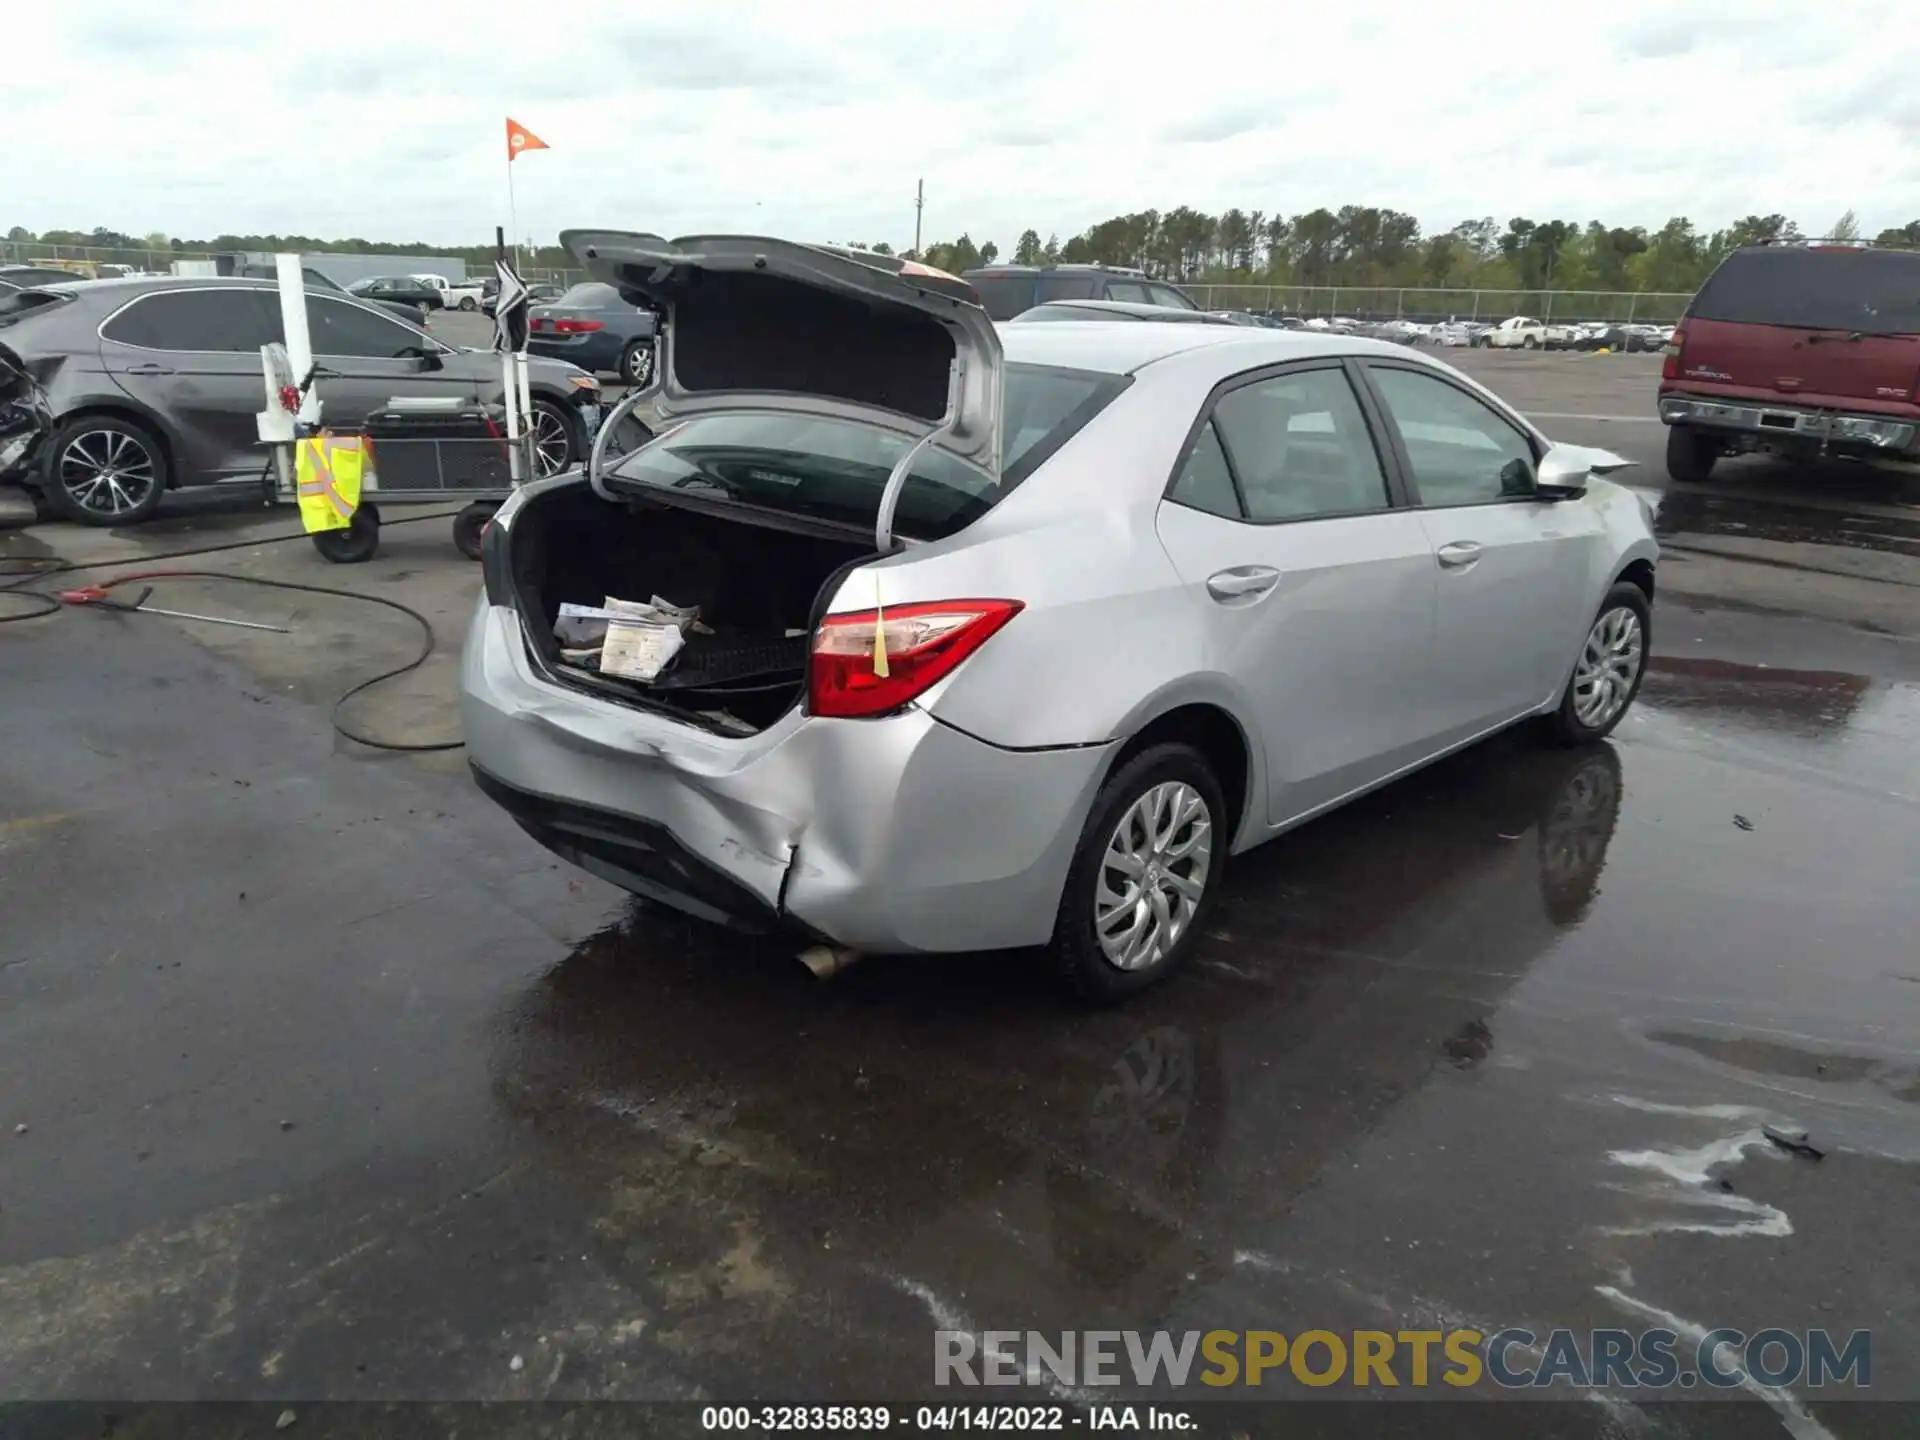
[253,247,543,565]
[271,398,526,563]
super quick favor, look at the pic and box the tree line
[858,209,1920,295]
[12,208,1920,296]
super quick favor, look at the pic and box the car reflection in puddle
[486,738,1625,1394]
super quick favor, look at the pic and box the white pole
[507,162,521,273]
[274,253,319,427]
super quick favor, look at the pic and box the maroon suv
[1658,244,1920,482]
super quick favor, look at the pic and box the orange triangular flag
[505,118,549,162]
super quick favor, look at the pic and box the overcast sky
[13,0,1920,251]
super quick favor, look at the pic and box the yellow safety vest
[295,433,365,533]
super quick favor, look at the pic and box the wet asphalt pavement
[3,354,1919,1437]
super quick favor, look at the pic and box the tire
[41,414,169,526]
[1522,334,1540,350]
[1665,423,1719,483]
[452,502,495,561]
[618,340,654,387]
[311,504,380,563]
[1047,742,1227,1003]
[1543,582,1650,746]
[529,398,578,478]
[459,297,477,312]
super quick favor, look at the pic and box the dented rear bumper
[458,595,1116,953]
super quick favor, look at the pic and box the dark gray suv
[962,263,1200,321]
[0,276,602,524]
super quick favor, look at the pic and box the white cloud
[10,0,1920,251]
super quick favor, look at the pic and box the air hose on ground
[0,512,466,752]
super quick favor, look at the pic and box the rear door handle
[122,362,174,376]
[1206,565,1281,603]
[1436,541,1482,570]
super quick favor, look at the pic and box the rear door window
[1693,248,1920,334]
[1105,281,1151,303]
[1212,367,1393,521]
[101,289,280,352]
[1148,284,1197,310]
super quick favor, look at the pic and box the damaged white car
[460,231,1658,999]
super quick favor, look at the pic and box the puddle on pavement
[1641,655,1874,737]
[483,739,1629,1363]
[1655,487,1920,559]
[1645,1029,1920,1105]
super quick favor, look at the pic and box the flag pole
[507,158,521,273]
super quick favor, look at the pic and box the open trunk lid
[1680,247,1920,410]
[562,231,1004,528]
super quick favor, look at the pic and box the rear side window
[1033,274,1100,305]
[1693,248,1920,335]
[1105,282,1151,304]
[1168,421,1241,518]
[967,273,1036,320]
[1149,284,1197,310]
[607,362,1126,541]
[101,290,280,351]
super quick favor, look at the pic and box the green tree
[1013,228,1043,264]
[1828,209,1861,242]
[1875,220,1920,246]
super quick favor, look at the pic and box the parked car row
[0,274,605,524]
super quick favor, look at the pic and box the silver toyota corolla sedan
[461,232,1658,1000]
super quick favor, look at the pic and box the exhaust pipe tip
[797,943,862,981]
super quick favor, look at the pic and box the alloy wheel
[1094,781,1213,971]
[58,429,158,519]
[530,406,573,477]
[1572,606,1643,729]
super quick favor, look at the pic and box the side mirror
[1534,442,1634,500]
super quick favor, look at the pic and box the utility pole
[913,179,924,259]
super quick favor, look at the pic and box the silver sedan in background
[462,233,1658,1001]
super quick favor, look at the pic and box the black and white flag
[492,258,530,354]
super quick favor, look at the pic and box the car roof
[1028,299,1223,322]
[999,321,1402,375]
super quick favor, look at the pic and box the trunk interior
[508,483,871,734]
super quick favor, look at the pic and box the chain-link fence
[2,241,582,287]
[1183,284,1695,323]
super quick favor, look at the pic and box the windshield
[1693,248,1920,335]
[606,363,1126,541]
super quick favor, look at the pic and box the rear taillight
[1662,324,1684,381]
[552,318,603,334]
[807,599,1024,719]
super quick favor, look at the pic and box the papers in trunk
[554,596,702,683]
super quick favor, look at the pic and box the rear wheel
[1544,582,1650,745]
[452,502,495,561]
[1665,424,1719,483]
[1522,334,1540,350]
[459,296,477,311]
[43,415,169,526]
[1048,743,1225,1003]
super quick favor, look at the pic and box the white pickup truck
[412,273,486,312]
[1479,315,1577,350]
